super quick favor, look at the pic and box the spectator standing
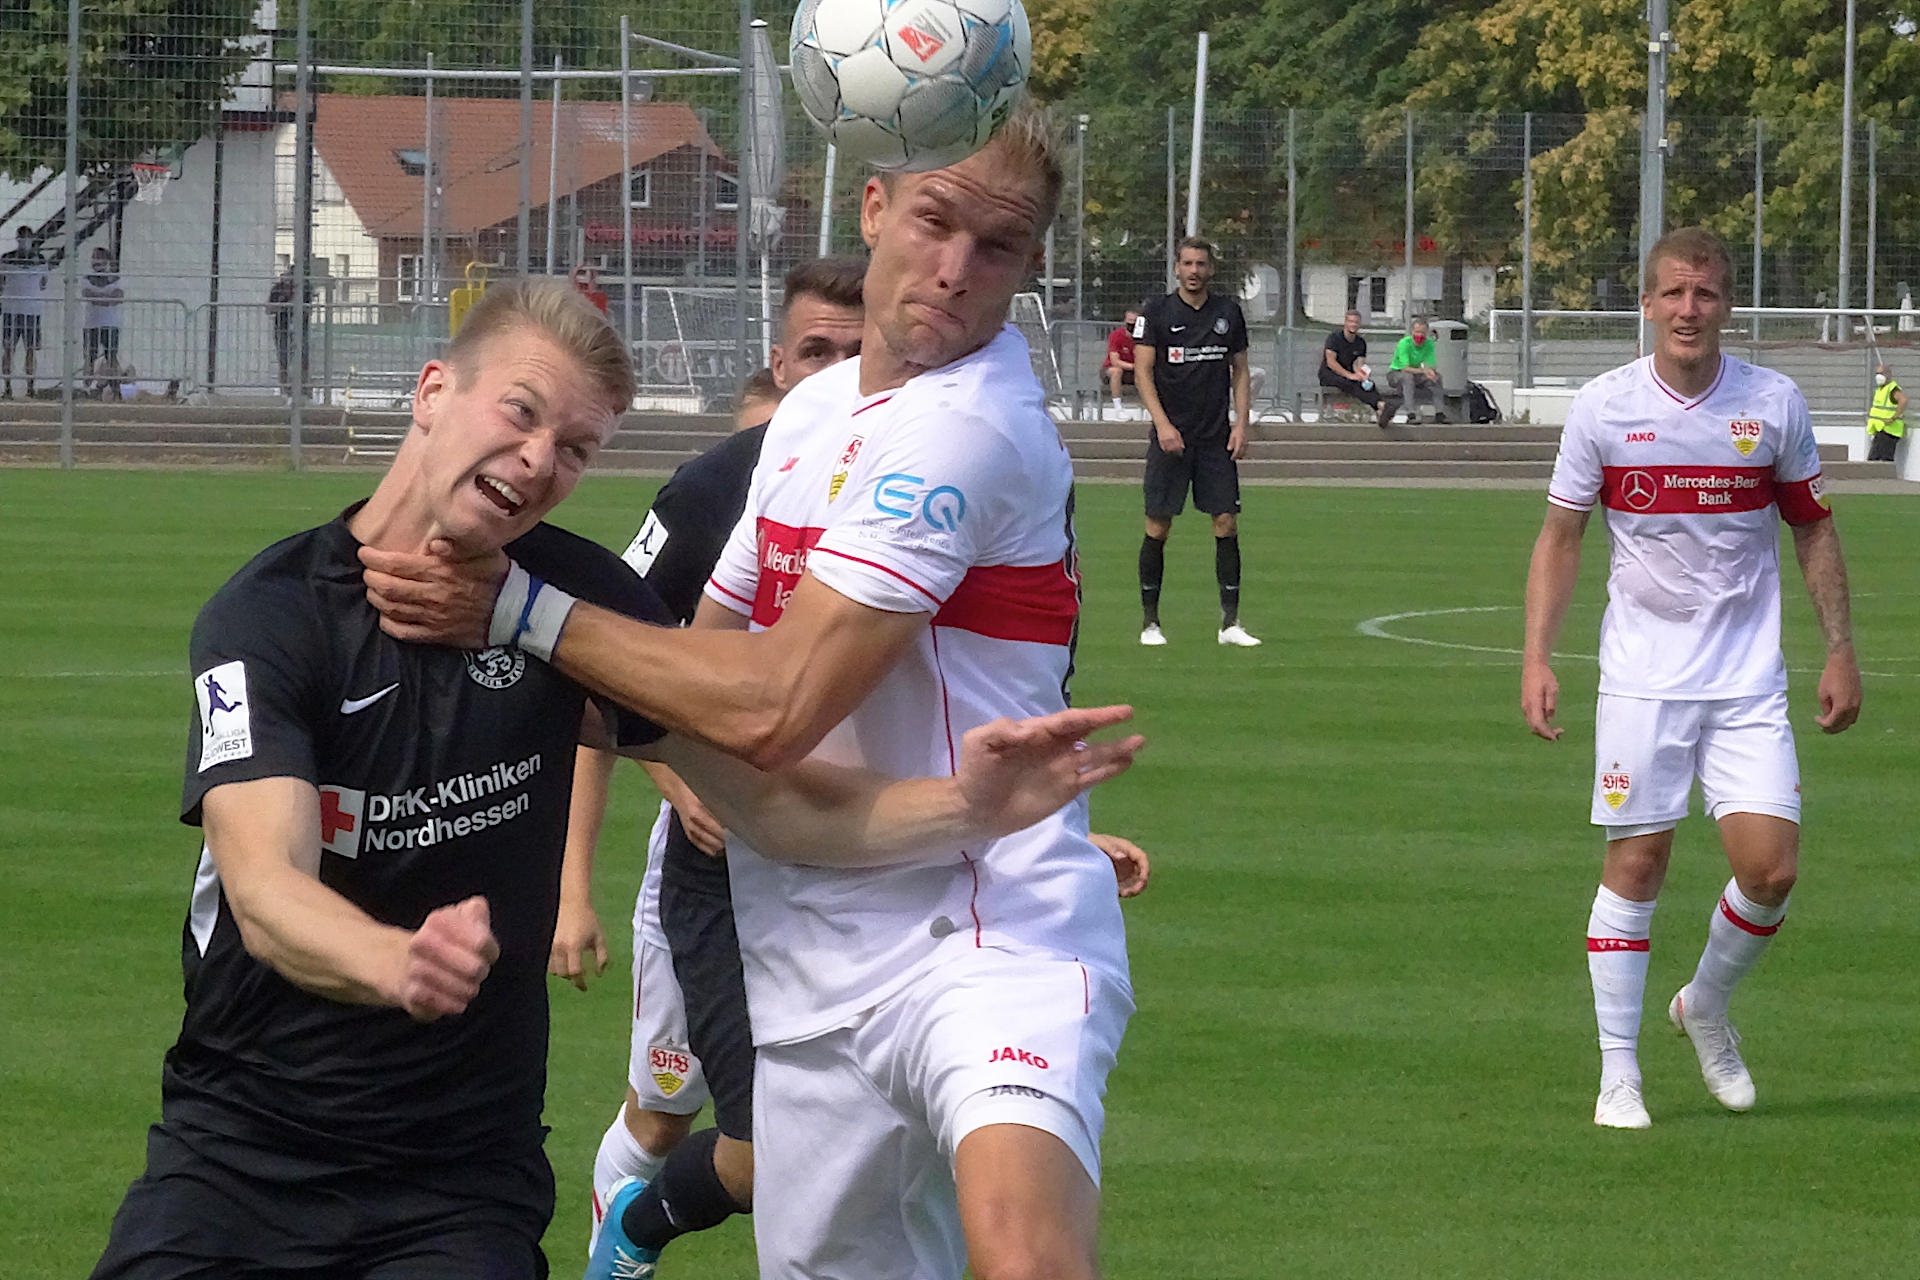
[83,246,124,388]
[1383,315,1445,427]
[2,224,49,399]
[1867,363,1906,463]
[1103,307,1140,415]
[267,267,311,402]
[1134,236,1261,648]
[1319,309,1386,417]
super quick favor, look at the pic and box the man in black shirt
[90,277,1138,1280]
[557,257,867,1258]
[1319,309,1387,416]
[1134,235,1261,648]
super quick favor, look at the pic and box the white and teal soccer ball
[789,0,1032,173]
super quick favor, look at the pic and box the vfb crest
[1728,419,1762,457]
[1600,764,1632,811]
[649,1045,692,1096]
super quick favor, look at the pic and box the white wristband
[487,560,578,661]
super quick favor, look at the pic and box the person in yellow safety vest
[1867,363,1906,462]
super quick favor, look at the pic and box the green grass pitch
[1,469,1915,1278]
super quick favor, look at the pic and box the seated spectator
[1318,309,1386,417]
[1103,307,1141,414]
[1384,315,1446,427]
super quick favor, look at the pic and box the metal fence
[4,0,1917,464]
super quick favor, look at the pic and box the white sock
[1112,397,1124,410]
[590,1105,671,1251]
[1587,885,1656,1089]
[1684,879,1788,1020]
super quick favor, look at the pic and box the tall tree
[0,0,256,180]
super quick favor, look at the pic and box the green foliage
[0,0,256,179]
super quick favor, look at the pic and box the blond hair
[878,102,1066,238]
[1643,227,1734,299]
[446,277,634,414]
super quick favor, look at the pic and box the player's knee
[1211,514,1237,537]
[1743,862,1797,906]
[623,1094,693,1154]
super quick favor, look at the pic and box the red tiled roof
[300,93,728,238]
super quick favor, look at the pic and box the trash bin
[1429,319,1468,395]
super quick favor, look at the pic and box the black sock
[1215,534,1241,626]
[620,1127,748,1251]
[1139,534,1166,625]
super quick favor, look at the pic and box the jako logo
[988,1046,1050,1069]
[1625,431,1656,442]
[874,472,967,530]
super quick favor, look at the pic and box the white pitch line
[1357,604,1913,678]
[1,669,176,679]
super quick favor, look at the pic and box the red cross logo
[318,785,366,858]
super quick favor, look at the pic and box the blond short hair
[446,277,635,415]
[879,102,1066,239]
[1643,227,1734,298]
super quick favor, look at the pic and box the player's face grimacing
[859,147,1047,379]
[769,294,863,391]
[1176,248,1213,294]
[412,328,616,550]
[1643,256,1732,374]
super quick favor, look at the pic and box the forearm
[1233,362,1251,428]
[1523,525,1584,665]
[654,737,969,868]
[1792,519,1854,654]
[560,745,617,908]
[1134,352,1173,431]
[225,865,412,1006]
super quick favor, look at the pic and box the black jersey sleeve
[513,524,676,749]
[1135,296,1168,350]
[626,424,765,625]
[180,570,327,826]
[1226,299,1250,356]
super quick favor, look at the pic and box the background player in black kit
[89,278,1143,1280]
[1133,236,1261,648]
[557,256,867,1256]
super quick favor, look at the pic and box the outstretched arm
[202,777,498,1020]
[1522,503,1589,741]
[1791,517,1862,733]
[641,705,1143,868]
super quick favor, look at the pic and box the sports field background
[3,470,1915,1278]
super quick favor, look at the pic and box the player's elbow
[732,710,822,772]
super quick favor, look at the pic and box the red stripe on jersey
[1775,475,1833,526]
[752,518,825,627]
[707,577,753,610]
[933,562,1079,646]
[1719,896,1782,936]
[1649,357,1726,409]
[810,545,945,608]
[851,394,896,417]
[1586,936,1651,953]
[1600,465,1775,515]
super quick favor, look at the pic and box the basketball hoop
[131,162,171,205]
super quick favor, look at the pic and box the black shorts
[91,1121,552,1280]
[2,312,40,348]
[1867,431,1899,462]
[1143,432,1240,519]
[659,814,755,1142]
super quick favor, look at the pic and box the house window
[714,172,738,211]
[629,168,653,209]
[397,254,422,301]
[1369,276,1388,315]
[395,148,427,178]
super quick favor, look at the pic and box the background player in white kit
[363,108,1133,1280]
[1522,227,1862,1130]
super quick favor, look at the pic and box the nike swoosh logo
[1169,325,1187,331]
[340,683,400,715]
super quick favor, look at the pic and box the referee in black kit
[1134,235,1262,648]
[88,277,1140,1280]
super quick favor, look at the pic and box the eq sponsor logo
[988,1046,1050,1069]
[649,1045,692,1096]
[1728,418,1762,457]
[873,473,967,530]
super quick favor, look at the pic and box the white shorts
[625,928,710,1117]
[751,947,1133,1280]
[1591,691,1801,834]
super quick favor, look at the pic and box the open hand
[956,705,1143,838]
[360,540,508,648]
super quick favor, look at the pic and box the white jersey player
[1523,227,1862,1131]
[362,109,1139,1280]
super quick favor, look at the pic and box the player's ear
[413,359,451,432]
[860,176,889,247]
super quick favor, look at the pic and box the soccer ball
[789,0,1032,173]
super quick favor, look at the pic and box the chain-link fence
[4,1,1917,461]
